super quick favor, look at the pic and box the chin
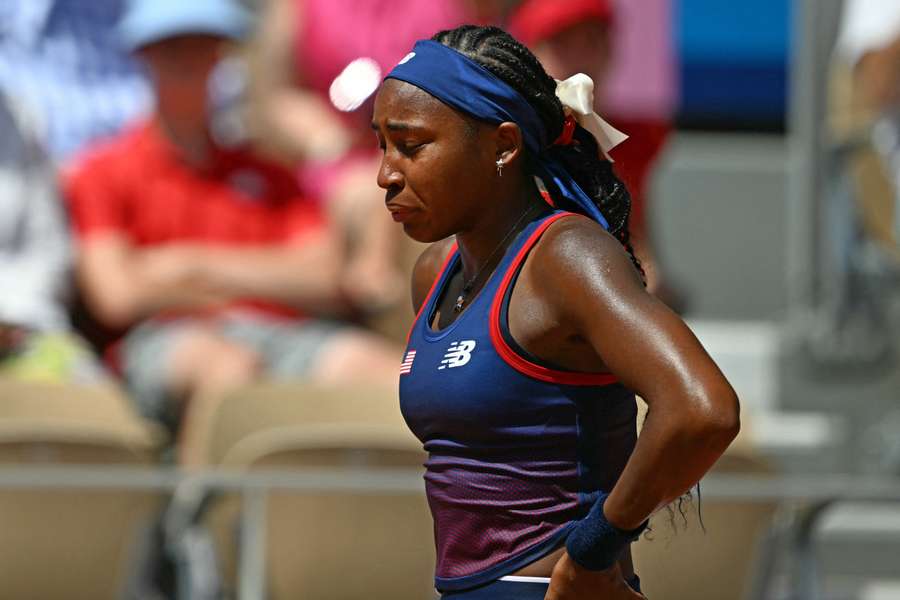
[402,223,437,243]
[401,222,450,244]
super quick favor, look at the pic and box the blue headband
[385,40,610,230]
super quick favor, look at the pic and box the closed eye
[399,141,424,156]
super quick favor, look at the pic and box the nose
[377,153,404,191]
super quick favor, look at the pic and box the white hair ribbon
[554,73,628,161]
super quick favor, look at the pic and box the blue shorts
[440,574,642,599]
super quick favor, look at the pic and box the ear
[494,121,525,171]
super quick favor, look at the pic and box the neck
[455,180,546,283]
[156,114,213,168]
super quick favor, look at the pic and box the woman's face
[372,79,496,243]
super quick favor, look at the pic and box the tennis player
[373,25,740,599]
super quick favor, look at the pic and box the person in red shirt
[65,0,401,465]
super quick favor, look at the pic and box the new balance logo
[400,350,416,375]
[438,340,476,370]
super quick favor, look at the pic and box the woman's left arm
[537,217,740,531]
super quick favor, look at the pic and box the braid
[547,128,645,279]
[431,25,644,280]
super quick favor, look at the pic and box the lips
[386,203,418,223]
[389,208,416,223]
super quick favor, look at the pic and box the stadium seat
[0,378,165,600]
[200,382,435,600]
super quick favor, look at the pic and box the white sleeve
[0,97,72,332]
[836,0,900,66]
[0,170,72,332]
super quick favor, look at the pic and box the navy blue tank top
[399,211,638,592]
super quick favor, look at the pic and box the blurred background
[0,0,898,598]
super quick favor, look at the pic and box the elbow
[75,246,148,329]
[658,383,740,453]
[699,384,741,450]
[83,288,139,330]
[712,411,741,452]
[722,385,742,437]
[92,300,137,331]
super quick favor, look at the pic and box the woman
[371,25,740,599]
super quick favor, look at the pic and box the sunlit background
[0,0,897,599]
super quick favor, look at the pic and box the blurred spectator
[509,0,615,88]
[509,0,677,299]
[246,0,518,164]
[599,0,676,223]
[246,0,517,319]
[806,0,900,367]
[65,0,401,466]
[0,93,105,383]
[836,0,900,117]
[833,0,900,254]
[0,0,151,163]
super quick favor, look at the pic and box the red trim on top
[489,213,619,387]
[406,243,459,345]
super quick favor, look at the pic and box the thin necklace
[453,204,539,313]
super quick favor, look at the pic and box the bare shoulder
[527,214,647,316]
[533,215,643,283]
[411,237,456,314]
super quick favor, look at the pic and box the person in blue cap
[373,25,741,599]
[67,0,403,467]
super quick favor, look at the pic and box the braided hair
[431,25,643,278]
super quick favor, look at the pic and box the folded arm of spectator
[140,230,349,314]
[245,0,353,164]
[77,227,348,329]
[76,232,234,329]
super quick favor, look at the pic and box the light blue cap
[118,0,253,50]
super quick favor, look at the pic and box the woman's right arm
[245,0,352,163]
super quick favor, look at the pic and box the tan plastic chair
[632,450,777,600]
[205,382,435,600]
[0,378,166,600]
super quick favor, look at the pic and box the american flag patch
[400,350,416,375]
